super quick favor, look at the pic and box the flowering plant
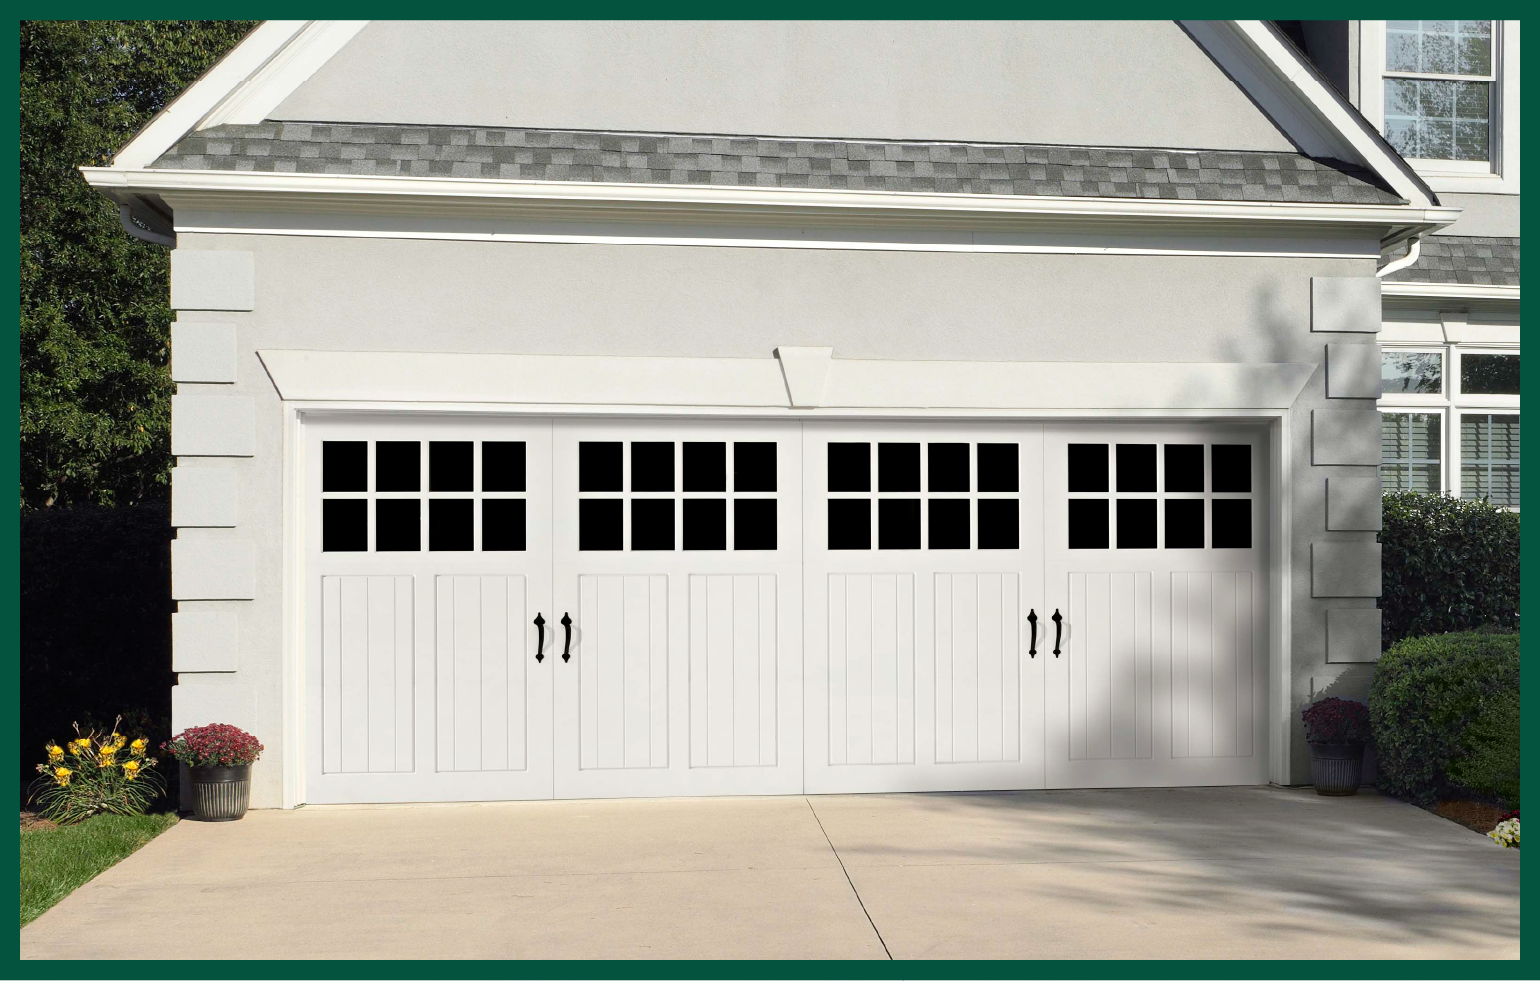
[28,719,163,825]
[1301,697,1371,746]
[1488,813,1519,849]
[161,723,264,768]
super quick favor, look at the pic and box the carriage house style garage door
[304,416,1270,804]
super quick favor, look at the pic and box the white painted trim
[281,403,305,808]
[1269,413,1292,785]
[111,22,310,169]
[1381,281,1520,302]
[200,22,368,128]
[258,349,1317,412]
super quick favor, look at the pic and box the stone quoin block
[1325,342,1382,399]
[170,250,255,311]
[1326,608,1384,663]
[1326,476,1384,531]
[1311,542,1382,597]
[1311,276,1381,333]
[1312,409,1383,466]
[172,611,240,672]
[171,320,238,383]
[172,467,239,527]
[171,539,256,600]
[171,395,256,457]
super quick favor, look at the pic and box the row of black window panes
[1067,499,1251,550]
[322,440,526,492]
[1067,443,1251,493]
[827,442,1018,492]
[578,499,776,551]
[829,499,1019,551]
[322,498,526,552]
[578,441,776,492]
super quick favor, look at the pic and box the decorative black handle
[1051,609,1063,658]
[533,613,546,663]
[1027,609,1038,659]
[560,612,573,663]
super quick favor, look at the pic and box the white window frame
[1360,20,1521,193]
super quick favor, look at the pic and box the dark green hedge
[1368,630,1520,807]
[20,504,174,793]
[1379,492,1519,648]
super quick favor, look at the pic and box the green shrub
[1369,630,1520,806]
[1379,493,1520,648]
[1449,686,1520,809]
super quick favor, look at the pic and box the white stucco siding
[271,20,1295,152]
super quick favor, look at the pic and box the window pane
[878,443,920,492]
[683,442,726,492]
[827,443,870,492]
[481,441,525,492]
[1116,499,1157,549]
[828,499,871,550]
[322,498,367,551]
[1067,499,1109,550]
[734,499,777,550]
[1383,78,1491,161]
[1381,413,1442,495]
[375,499,421,551]
[733,442,777,492]
[1386,20,1491,74]
[322,441,367,492]
[578,499,622,551]
[877,498,921,550]
[682,498,726,550]
[630,442,675,492]
[1211,500,1253,550]
[578,442,623,492]
[1115,444,1156,492]
[1461,354,1519,395]
[376,441,421,492]
[976,443,1019,492]
[1210,445,1251,493]
[977,499,1019,550]
[1067,444,1108,492]
[630,499,675,551]
[927,443,970,492]
[927,499,970,549]
[1381,351,1444,394]
[1461,414,1520,508]
[429,442,473,492]
[482,499,526,552]
[428,499,473,551]
[1164,444,1204,492]
[1165,499,1204,549]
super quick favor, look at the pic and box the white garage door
[303,415,1268,804]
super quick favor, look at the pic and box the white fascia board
[110,22,310,169]
[1380,282,1521,302]
[1181,20,1439,210]
[199,22,369,128]
[80,166,1460,236]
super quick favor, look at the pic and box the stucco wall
[272,20,1295,152]
[168,231,1384,804]
[1435,192,1522,238]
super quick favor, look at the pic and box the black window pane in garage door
[928,499,970,549]
[878,443,921,492]
[1210,444,1251,493]
[322,441,367,492]
[1165,499,1205,548]
[375,499,421,551]
[375,441,420,492]
[828,499,871,549]
[1116,444,1157,492]
[322,498,367,551]
[733,442,777,492]
[927,443,969,492]
[1164,444,1204,492]
[630,442,674,492]
[428,499,474,551]
[827,443,871,491]
[683,442,726,492]
[579,442,623,492]
[878,498,921,549]
[630,499,675,551]
[482,499,526,551]
[683,498,727,550]
[1211,499,1252,549]
[1067,499,1109,549]
[1116,498,1157,549]
[734,499,777,550]
[429,441,473,492]
[579,499,623,551]
[1067,444,1108,492]
[482,441,526,492]
[977,443,1019,492]
[978,499,1019,549]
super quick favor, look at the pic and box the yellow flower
[46,744,63,761]
[53,767,71,787]
[69,738,89,756]
[112,734,126,749]
[130,738,147,756]
[122,760,141,781]
[98,747,117,766]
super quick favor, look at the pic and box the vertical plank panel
[1069,573,1087,761]
[1135,572,1152,760]
[480,577,509,772]
[706,574,735,767]
[870,574,898,765]
[624,575,652,769]
[1086,573,1111,760]
[689,576,708,767]
[733,575,760,766]
[394,576,414,772]
[897,574,915,765]
[1236,573,1254,758]
[934,573,954,763]
[366,576,396,773]
[952,574,979,763]
[1001,572,1021,763]
[1170,573,1188,759]
[1211,573,1238,758]
[649,576,669,768]
[1188,573,1214,758]
[579,575,599,770]
[435,576,455,772]
[758,576,778,766]
[596,574,626,769]
[340,576,370,772]
[846,574,873,765]
[1110,572,1134,760]
[322,577,343,774]
[977,573,1004,763]
[506,576,527,772]
[453,577,482,772]
[828,575,847,766]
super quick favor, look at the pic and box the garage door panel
[1066,572,1151,762]
[688,574,778,768]
[1171,570,1256,760]
[320,574,414,775]
[935,572,1020,765]
[577,573,668,770]
[435,574,530,773]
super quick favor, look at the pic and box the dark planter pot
[187,764,252,821]
[1309,742,1365,796]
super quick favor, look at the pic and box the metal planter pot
[187,764,252,821]
[1309,742,1365,796]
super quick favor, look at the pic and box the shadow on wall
[19,503,175,806]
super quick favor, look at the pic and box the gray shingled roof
[150,122,1404,205]
[1384,235,1520,288]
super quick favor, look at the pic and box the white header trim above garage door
[258,348,1315,411]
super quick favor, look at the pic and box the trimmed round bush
[1380,492,1519,648]
[1369,630,1520,806]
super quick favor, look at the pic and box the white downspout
[1377,235,1421,278]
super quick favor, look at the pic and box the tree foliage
[21,20,255,507]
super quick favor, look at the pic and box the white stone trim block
[1325,342,1382,399]
[172,539,256,600]
[171,320,238,383]
[1326,608,1383,663]
[172,467,238,527]
[1311,276,1381,333]
[171,395,255,457]
[1326,476,1383,531]
[1311,542,1382,597]
[172,611,239,672]
[171,682,256,731]
[1312,409,1382,466]
[170,250,255,311]
[775,347,834,407]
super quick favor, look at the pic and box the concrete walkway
[20,787,1518,959]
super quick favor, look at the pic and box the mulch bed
[20,810,57,832]
[1432,799,1509,835]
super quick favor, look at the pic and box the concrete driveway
[21,787,1518,959]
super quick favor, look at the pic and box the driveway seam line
[805,797,893,961]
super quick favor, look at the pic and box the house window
[1379,343,1520,509]
[1383,20,1495,163]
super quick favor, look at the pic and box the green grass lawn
[19,812,178,927]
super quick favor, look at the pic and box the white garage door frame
[278,398,1294,808]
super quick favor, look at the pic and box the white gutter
[118,204,176,248]
[1376,235,1421,278]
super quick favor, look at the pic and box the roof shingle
[1384,235,1520,287]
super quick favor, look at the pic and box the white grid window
[1383,20,1495,163]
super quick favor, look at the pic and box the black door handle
[533,613,545,663]
[1027,609,1038,659]
[1051,609,1063,658]
[560,612,573,663]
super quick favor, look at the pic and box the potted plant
[1301,697,1371,796]
[162,724,264,821]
